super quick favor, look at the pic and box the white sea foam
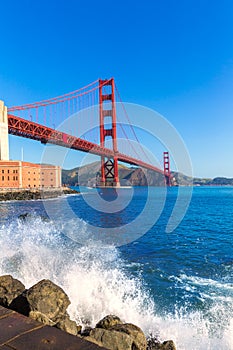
[0,215,233,349]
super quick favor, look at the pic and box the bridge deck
[0,306,106,350]
[7,114,165,175]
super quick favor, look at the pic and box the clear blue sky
[1,0,233,178]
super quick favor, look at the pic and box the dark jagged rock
[18,213,49,222]
[96,315,122,329]
[81,326,93,336]
[0,188,79,202]
[0,275,25,307]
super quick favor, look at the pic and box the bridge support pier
[0,100,9,160]
[99,79,120,187]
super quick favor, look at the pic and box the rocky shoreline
[0,187,79,201]
[0,275,176,350]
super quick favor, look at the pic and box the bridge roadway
[0,305,106,349]
[8,114,164,175]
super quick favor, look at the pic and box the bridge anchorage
[3,78,172,187]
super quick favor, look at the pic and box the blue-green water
[0,187,233,349]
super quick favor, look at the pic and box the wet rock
[56,312,79,335]
[81,326,93,336]
[147,339,176,350]
[18,213,49,222]
[96,315,123,329]
[0,275,25,307]
[18,213,31,221]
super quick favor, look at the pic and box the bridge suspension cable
[115,83,153,166]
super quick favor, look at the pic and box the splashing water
[0,210,233,349]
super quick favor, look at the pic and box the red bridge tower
[99,78,120,187]
[163,151,171,186]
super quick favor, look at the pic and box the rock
[87,328,133,350]
[11,279,70,323]
[86,322,147,350]
[81,326,93,336]
[25,279,70,323]
[84,334,105,348]
[0,275,25,307]
[96,315,123,329]
[29,310,56,326]
[147,339,176,350]
[18,213,30,220]
[110,323,147,350]
[18,213,49,222]
[56,312,79,335]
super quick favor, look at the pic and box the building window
[2,176,4,181]
[7,170,10,174]
[16,176,18,180]
[16,170,18,173]
[28,178,30,181]
[8,176,9,181]
[13,176,15,181]
[2,170,4,174]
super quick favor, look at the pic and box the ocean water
[0,186,233,349]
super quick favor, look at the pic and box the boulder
[11,279,70,324]
[147,339,176,350]
[0,275,25,307]
[86,322,147,350]
[26,279,70,323]
[96,315,123,329]
[87,328,133,350]
[56,312,80,335]
[110,323,147,350]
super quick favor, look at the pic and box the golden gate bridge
[3,78,171,186]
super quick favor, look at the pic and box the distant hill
[62,162,233,187]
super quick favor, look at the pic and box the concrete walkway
[0,306,106,349]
